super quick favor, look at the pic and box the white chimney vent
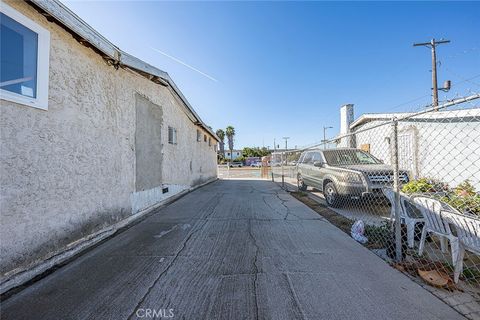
[340,104,354,135]
[338,104,354,148]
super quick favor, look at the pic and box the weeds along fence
[272,94,480,319]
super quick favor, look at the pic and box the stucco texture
[0,0,217,278]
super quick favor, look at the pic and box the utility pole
[413,38,450,110]
[323,126,333,150]
[273,138,276,152]
[283,137,290,151]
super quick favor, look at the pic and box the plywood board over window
[135,94,162,191]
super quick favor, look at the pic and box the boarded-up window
[168,126,177,145]
[204,134,207,142]
[135,94,162,191]
[197,129,201,142]
[360,144,370,153]
[208,137,212,146]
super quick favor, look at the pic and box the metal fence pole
[281,152,285,188]
[391,118,402,262]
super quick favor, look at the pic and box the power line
[383,73,480,113]
[443,68,480,88]
[413,38,450,110]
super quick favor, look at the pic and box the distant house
[225,150,242,159]
[0,0,218,292]
[336,104,480,189]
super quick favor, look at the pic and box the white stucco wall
[0,0,217,279]
[351,109,480,189]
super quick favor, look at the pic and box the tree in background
[216,129,225,159]
[242,147,271,158]
[226,126,235,162]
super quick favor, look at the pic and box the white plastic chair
[412,196,459,265]
[443,212,480,283]
[382,188,424,248]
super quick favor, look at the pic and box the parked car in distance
[296,148,409,207]
[250,161,262,167]
[229,161,243,168]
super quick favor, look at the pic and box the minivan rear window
[323,150,380,165]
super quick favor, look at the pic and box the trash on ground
[418,269,451,288]
[351,220,368,244]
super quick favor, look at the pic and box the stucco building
[225,150,242,159]
[0,0,218,292]
[336,104,480,189]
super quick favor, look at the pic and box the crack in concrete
[248,219,260,320]
[272,190,302,220]
[261,195,285,219]
[201,193,224,220]
[285,273,307,320]
[127,220,207,320]
[128,184,314,320]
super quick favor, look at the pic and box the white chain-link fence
[271,94,480,319]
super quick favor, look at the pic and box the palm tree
[216,129,225,159]
[225,126,235,162]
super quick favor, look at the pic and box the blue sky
[62,1,479,149]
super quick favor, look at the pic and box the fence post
[391,118,403,262]
[281,152,285,188]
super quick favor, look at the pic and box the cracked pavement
[1,180,464,319]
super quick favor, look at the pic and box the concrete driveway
[1,180,463,320]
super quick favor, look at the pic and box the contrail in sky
[150,47,218,82]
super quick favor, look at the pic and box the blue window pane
[0,13,38,98]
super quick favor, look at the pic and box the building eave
[349,108,480,131]
[27,0,219,142]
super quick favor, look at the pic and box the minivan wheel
[324,182,341,207]
[297,175,307,191]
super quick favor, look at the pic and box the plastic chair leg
[450,237,459,266]
[406,220,415,248]
[418,226,427,256]
[440,236,448,253]
[454,246,465,283]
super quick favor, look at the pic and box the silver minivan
[296,148,409,207]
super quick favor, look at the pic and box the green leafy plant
[441,180,480,215]
[453,180,477,197]
[233,156,246,162]
[403,178,479,216]
[365,222,392,249]
[401,178,449,194]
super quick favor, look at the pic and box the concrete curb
[0,178,218,297]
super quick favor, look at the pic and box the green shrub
[365,222,391,241]
[440,193,480,216]
[403,178,479,216]
[233,156,246,162]
[401,178,449,194]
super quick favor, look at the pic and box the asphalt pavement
[0,180,464,320]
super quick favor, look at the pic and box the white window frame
[0,3,50,110]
